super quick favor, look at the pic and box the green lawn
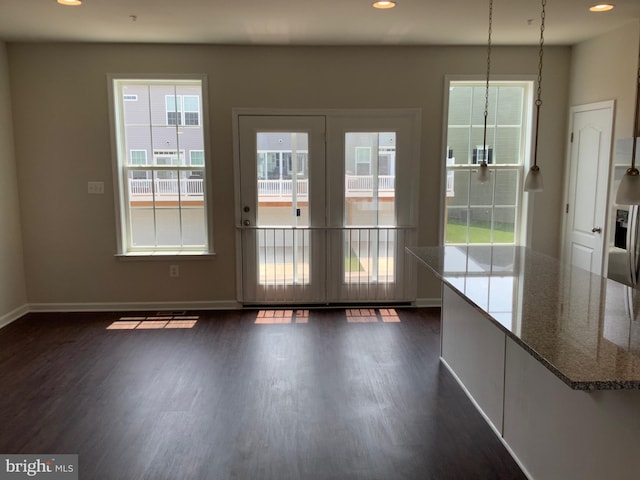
[446,223,514,244]
[345,248,365,272]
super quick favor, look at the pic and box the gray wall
[569,21,640,142]
[0,41,27,323]
[7,43,571,307]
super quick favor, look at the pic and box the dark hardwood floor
[0,308,526,480]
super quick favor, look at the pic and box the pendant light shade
[524,165,544,192]
[616,167,640,204]
[615,32,640,205]
[478,162,490,183]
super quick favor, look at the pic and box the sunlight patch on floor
[380,308,401,322]
[107,315,199,330]
[346,308,378,323]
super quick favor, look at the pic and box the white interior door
[563,101,614,275]
[236,110,420,305]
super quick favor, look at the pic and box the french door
[236,111,419,304]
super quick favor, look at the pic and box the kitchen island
[407,245,640,480]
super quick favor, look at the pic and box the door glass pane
[256,132,310,285]
[344,132,396,283]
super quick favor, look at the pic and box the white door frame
[561,100,615,274]
[232,108,421,305]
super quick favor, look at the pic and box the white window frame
[441,77,535,247]
[108,75,213,257]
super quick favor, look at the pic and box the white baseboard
[28,300,242,313]
[414,297,441,308]
[0,304,30,329]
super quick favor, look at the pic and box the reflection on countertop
[407,245,640,390]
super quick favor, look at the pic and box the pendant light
[524,0,547,192]
[615,31,640,205]
[477,0,493,184]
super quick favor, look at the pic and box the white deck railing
[128,175,397,201]
[129,178,204,197]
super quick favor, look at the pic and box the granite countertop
[407,245,640,390]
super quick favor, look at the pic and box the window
[130,150,147,165]
[444,80,532,245]
[190,150,205,166]
[166,94,200,126]
[355,147,371,175]
[110,77,210,254]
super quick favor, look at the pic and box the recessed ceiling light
[589,4,615,12]
[373,0,396,9]
[57,0,82,5]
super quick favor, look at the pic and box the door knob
[244,219,250,226]
[592,227,602,233]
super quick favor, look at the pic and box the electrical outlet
[169,265,179,277]
[88,181,104,194]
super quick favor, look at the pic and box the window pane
[447,169,469,207]
[130,150,147,165]
[468,207,492,244]
[446,208,468,244]
[447,129,470,165]
[128,170,156,247]
[495,127,521,164]
[180,170,206,247]
[496,87,523,125]
[448,86,472,126]
[183,95,199,112]
[190,151,205,166]
[494,207,516,243]
[345,132,396,227]
[184,112,199,126]
[494,170,518,205]
[469,172,494,205]
[165,95,181,112]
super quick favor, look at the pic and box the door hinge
[570,132,574,143]
[566,203,569,214]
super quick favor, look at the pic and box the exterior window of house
[129,150,148,180]
[166,95,200,126]
[130,150,147,165]
[109,77,211,255]
[190,150,205,166]
[355,147,372,175]
[444,80,532,245]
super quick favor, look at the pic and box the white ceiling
[1,0,639,46]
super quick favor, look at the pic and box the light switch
[88,181,104,194]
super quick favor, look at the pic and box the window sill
[115,252,216,261]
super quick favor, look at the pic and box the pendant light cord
[532,0,546,171]
[482,0,493,163]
